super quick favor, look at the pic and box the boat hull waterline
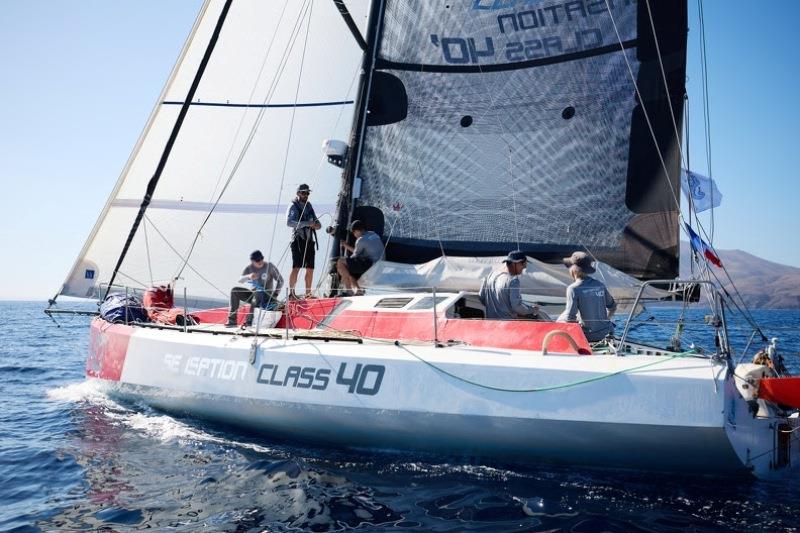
[87,319,797,477]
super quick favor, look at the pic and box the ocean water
[1,301,799,532]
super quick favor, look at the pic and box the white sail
[61,0,369,303]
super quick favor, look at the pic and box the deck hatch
[374,297,414,309]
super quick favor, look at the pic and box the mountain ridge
[679,242,800,308]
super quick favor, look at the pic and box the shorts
[345,256,373,279]
[291,238,315,269]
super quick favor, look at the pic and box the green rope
[398,347,703,393]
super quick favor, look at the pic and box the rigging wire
[508,147,521,251]
[165,0,360,300]
[142,216,154,287]
[415,160,448,261]
[607,1,767,343]
[174,0,313,282]
[267,0,315,267]
[205,2,291,206]
[697,0,716,240]
[603,0,681,213]
[104,0,234,300]
[145,214,229,298]
[643,0,689,172]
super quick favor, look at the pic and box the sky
[0,0,798,301]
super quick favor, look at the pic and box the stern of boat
[723,371,800,477]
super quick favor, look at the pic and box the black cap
[348,219,365,232]
[297,183,311,194]
[502,250,527,264]
[250,250,264,261]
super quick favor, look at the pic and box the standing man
[479,251,540,319]
[336,220,384,295]
[227,250,283,327]
[286,183,320,299]
[556,251,617,342]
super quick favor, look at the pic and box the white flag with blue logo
[681,169,722,212]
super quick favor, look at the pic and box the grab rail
[618,279,724,355]
[541,330,582,355]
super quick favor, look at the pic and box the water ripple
[1,302,799,531]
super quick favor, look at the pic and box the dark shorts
[291,238,315,269]
[346,256,373,279]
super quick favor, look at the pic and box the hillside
[679,242,800,308]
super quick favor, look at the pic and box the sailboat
[49,0,800,477]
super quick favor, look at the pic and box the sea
[1,301,799,532]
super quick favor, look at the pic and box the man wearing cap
[227,250,283,327]
[286,184,321,298]
[557,251,617,342]
[336,220,384,295]
[479,251,540,320]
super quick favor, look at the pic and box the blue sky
[0,0,797,301]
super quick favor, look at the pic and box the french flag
[685,223,723,267]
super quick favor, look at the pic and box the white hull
[89,319,798,477]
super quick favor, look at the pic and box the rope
[397,345,700,393]
[268,0,315,265]
[298,297,706,393]
[174,0,312,281]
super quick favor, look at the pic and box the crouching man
[336,220,384,295]
[227,250,283,327]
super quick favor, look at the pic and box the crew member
[286,183,320,298]
[336,220,384,295]
[479,251,540,319]
[227,250,283,327]
[556,251,616,342]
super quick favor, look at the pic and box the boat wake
[46,379,117,406]
[46,380,282,455]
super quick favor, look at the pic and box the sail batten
[161,100,355,108]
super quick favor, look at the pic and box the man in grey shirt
[479,251,540,320]
[336,220,384,295]
[227,250,283,327]
[557,251,616,342]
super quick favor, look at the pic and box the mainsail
[346,0,687,280]
[60,0,369,304]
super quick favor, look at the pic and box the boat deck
[132,319,370,342]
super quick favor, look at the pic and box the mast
[329,0,386,292]
[332,0,367,51]
[103,0,233,299]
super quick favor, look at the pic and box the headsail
[348,0,687,279]
[60,0,369,304]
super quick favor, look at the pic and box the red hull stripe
[329,310,591,353]
[87,318,133,381]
